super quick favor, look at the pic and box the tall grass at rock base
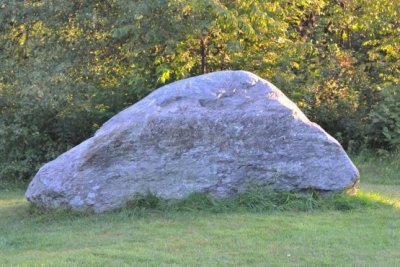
[123,186,387,215]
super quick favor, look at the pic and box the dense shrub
[367,85,400,150]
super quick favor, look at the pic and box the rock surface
[26,70,359,212]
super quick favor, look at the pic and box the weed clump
[123,186,388,213]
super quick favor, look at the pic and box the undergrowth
[123,186,385,214]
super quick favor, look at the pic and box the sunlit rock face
[25,71,359,212]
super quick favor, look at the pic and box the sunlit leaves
[1,0,400,182]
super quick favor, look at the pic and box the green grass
[353,151,400,185]
[0,153,399,266]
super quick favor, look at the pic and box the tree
[1,0,399,182]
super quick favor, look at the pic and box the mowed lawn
[1,155,399,266]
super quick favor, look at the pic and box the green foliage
[0,0,130,181]
[367,85,400,150]
[1,0,400,182]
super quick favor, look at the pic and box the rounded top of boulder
[98,70,310,136]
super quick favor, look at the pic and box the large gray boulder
[26,71,359,212]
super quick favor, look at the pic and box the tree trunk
[200,37,207,74]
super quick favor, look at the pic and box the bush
[367,85,400,150]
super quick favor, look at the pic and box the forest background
[0,0,399,182]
